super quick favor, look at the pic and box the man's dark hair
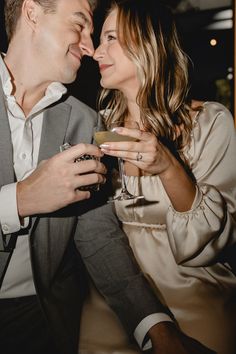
[4,0,97,41]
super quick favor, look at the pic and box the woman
[80,1,236,353]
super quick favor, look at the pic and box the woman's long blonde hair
[98,0,194,156]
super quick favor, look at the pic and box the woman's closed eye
[107,34,116,41]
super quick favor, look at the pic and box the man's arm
[75,197,216,354]
[75,200,173,338]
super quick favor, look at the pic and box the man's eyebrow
[73,12,91,25]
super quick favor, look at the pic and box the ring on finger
[136,152,143,161]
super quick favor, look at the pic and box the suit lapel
[30,101,73,287]
[0,84,15,256]
[30,101,71,236]
[0,83,15,186]
[38,101,72,162]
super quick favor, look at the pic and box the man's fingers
[60,143,104,162]
[72,159,107,175]
[74,189,91,201]
[75,173,106,189]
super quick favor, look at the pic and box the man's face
[33,0,94,84]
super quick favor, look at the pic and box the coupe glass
[94,125,144,201]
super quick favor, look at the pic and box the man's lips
[99,64,112,72]
[69,49,82,63]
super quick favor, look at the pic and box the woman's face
[93,9,139,98]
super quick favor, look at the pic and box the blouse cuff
[169,184,202,215]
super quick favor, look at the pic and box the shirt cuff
[0,183,28,234]
[134,313,173,350]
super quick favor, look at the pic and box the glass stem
[118,157,128,191]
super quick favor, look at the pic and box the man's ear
[21,0,41,30]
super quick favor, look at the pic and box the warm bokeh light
[210,38,217,46]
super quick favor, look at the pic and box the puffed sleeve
[166,102,236,267]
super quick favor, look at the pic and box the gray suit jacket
[0,87,171,354]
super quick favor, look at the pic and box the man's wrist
[147,322,177,351]
[134,314,173,350]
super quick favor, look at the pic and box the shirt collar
[0,53,13,96]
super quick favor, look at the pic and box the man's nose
[80,36,94,57]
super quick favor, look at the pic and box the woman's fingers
[100,141,145,152]
[100,148,147,162]
[112,126,151,142]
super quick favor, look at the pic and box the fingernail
[100,144,110,149]
[101,149,110,154]
[111,127,122,133]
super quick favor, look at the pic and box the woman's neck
[126,100,141,125]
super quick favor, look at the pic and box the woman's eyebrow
[100,29,116,39]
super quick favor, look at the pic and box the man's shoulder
[63,95,97,117]
[50,94,101,128]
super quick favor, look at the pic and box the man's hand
[147,322,216,354]
[17,143,106,217]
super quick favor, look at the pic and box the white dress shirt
[0,55,67,298]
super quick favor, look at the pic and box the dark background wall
[0,1,7,53]
[176,7,234,112]
[0,0,233,112]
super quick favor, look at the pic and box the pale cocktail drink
[94,131,136,146]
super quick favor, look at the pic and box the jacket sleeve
[74,198,174,338]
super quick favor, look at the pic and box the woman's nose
[93,44,104,61]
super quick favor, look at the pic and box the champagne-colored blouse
[79,102,236,354]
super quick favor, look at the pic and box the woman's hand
[100,126,175,177]
[100,126,196,211]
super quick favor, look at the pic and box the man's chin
[61,72,78,85]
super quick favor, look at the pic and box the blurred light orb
[210,38,217,46]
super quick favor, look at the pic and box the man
[0,1,215,354]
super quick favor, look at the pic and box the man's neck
[14,84,48,117]
[4,49,51,116]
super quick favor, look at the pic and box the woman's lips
[99,64,112,72]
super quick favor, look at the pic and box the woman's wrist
[159,162,196,212]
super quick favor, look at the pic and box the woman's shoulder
[190,99,205,110]
[202,100,233,116]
